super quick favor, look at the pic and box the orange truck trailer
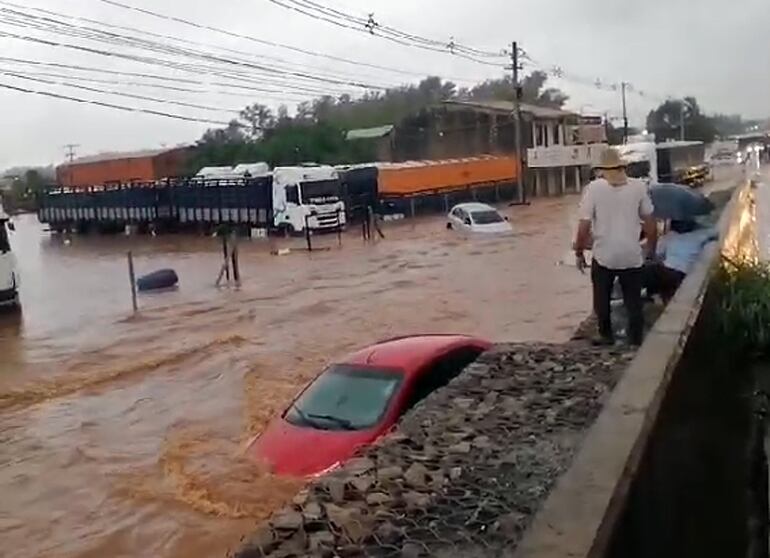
[337,155,522,220]
[376,156,520,197]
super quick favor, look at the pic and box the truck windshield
[285,364,403,431]
[0,223,9,253]
[626,160,651,180]
[300,179,341,204]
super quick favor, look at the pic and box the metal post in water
[221,233,230,281]
[231,235,241,285]
[127,251,138,313]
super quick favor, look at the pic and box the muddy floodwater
[0,196,591,558]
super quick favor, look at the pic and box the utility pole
[510,40,527,205]
[679,100,686,141]
[63,144,78,163]
[621,82,629,144]
[63,144,79,188]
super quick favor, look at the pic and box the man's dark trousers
[591,260,644,345]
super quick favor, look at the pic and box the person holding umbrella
[644,219,717,302]
[642,184,717,302]
[574,148,657,346]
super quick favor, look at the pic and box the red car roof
[343,334,491,376]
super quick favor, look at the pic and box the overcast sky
[1,0,768,169]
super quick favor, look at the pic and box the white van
[0,203,19,310]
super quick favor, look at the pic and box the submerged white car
[447,203,512,234]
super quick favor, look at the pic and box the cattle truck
[39,164,346,235]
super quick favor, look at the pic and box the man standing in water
[574,148,657,346]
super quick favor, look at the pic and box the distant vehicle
[709,151,738,166]
[40,164,346,235]
[446,203,512,234]
[0,203,19,311]
[619,140,708,187]
[708,140,739,167]
[195,162,271,179]
[247,334,492,477]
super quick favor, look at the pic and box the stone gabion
[232,341,635,558]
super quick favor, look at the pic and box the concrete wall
[515,180,759,558]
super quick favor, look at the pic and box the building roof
[345,125,395,141]
[441,99,576,120]
[63,146,189,166]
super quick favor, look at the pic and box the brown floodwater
[0,196,592,558]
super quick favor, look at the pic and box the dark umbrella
[649,183,714,221]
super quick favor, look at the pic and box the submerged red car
[247,334,491,477]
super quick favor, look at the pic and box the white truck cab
[619,137,706,186]
[619,142,658,185]
[0,202,19,310]
[272,165,346,233]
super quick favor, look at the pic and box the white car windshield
[471,210,504,225]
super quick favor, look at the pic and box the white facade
[527,144,607,168]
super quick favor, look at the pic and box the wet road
[0,196,593,558]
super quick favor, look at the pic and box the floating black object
[136,269,178,292]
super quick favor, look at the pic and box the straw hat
[593,147,627,170]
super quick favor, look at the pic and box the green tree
[188,73,569,171]
[466,71,569,108]
[646,97,717,143]
[239,104,274,139]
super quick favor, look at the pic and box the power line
[276,0,504,59]
[0,64,318,102]
[0,0,417,90]
[0,11,390,92]
[94,0,491,82]
[264,0,507,66]
[0,70,242,113]
[0,80,230,124]
[0,55,370,101]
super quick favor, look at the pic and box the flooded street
[0,196,592,558]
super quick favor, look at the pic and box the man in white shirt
[574,148,658,346]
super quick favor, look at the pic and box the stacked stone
[233,342,634,558]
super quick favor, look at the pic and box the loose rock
[271,510,302,531]
[403,463,430,488]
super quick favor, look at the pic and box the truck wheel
[280,223,295,238]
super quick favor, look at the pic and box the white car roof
[451,202,498,213]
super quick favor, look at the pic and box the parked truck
[619,139,708,187]
[337,156,520,219]
[39,164,346,235]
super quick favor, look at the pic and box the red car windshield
[285,365,403,431]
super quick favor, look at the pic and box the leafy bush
[714,257,770,355]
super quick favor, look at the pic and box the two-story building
[348,99,608,198]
